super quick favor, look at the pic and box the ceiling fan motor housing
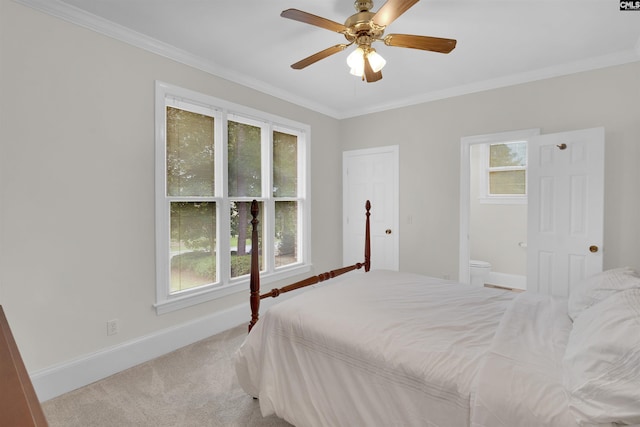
[344,10,384,44]
[354,0,374,12]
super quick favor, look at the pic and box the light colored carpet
[42,324,293,427]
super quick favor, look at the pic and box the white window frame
[154,81,311,315]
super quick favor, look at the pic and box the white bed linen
[470,292,615,427]
[235,270,517,427]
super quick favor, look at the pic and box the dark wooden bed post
[364,200,371,272]
[248,200,260,333]
[248,200,371,333]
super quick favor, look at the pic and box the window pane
[230,201,263,278]
[228,121,261,197]
[489,170,526,194]
[170,202,216,292]
[166,107,214,197]
[275,201,298,268]
[490,142,526,167]
[273,131,298,197]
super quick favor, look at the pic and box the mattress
[235,270,586,427]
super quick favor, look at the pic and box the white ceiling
[19,0,640,118]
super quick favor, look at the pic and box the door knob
[557,143,567,150]
[589,245,599,253]
[385,229,392,235]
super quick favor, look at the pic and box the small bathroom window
[478,141,527,204]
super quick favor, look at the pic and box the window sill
[479,196,527,205]
[154,263,312,315]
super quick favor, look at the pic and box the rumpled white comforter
[234,270,583,427]
[471,292,616,427]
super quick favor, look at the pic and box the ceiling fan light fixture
[347,47,386,76]
[349,66,364,77]
[367,49,386,72]
[347,47,365,75]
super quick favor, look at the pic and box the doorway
[460,128,605,296]
[459,129,539,290]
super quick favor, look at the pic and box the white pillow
[568,267,640,321]
[563,288,640,425]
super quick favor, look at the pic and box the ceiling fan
[281,0,457,83]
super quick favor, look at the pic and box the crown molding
[13,0,640,120]
[13,0,342,118]
[337,48,640,119]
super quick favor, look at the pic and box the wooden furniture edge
[248,200,371,332]
[0,306,48,426]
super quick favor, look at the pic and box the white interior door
[343,146,399,271]
[527,127,604,296]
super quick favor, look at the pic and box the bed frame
[248,200,371,332]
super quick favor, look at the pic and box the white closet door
[343,146,399,271]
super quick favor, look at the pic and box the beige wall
[341,61,640,279]
[2,0,640,377]
[0,0,342,371]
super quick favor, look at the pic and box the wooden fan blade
[363,56,383,83]
[291,44,348,70]
[372,0,419,27]
[281,9,347,33]
[384,34,457,53]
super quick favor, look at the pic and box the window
[488,141,527,194]
[155,82,310,314]
[479,141,528,204]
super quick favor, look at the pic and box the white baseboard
[31,298,283,402]
[486,272,527,290]
[31,304,246,401]
[29,279,367,402]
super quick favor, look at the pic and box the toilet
[470,260,491,287]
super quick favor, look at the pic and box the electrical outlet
[107,319,119,336]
